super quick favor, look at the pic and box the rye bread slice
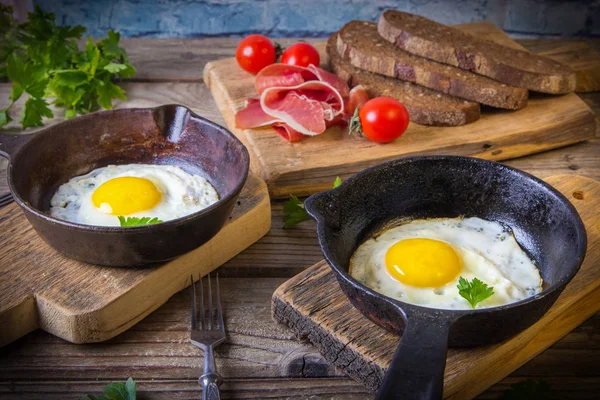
[337,21,528,110]
[378,10,576,94]
[327,34,480,126]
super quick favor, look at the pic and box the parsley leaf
[283,177,342,228]
[333,176,342,188]
[9,83,23,102]
[283,194,311,228]
[104,62,128,74]
[457,276,494,309]
[21,98,53,128]
[0,5,135,130]
[500,379,551,400]
[82,377,136,400]
[97,80,127,110]
[118,216,163,227]
[0,109,11,127]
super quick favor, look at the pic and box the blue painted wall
[34,0,600,38]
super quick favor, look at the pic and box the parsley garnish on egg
[118,216,163,227]
[457,277,494,309]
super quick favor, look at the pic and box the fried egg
[349,217,542,310]
[50,164,219,226]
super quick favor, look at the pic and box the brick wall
[34,0,600,38]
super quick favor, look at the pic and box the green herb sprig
[457,276,494,309]
[0,5,136,130]
[283,176,342,228]
[118,216,163,227]
[82,377,136,400]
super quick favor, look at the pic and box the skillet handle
[0,133,31,160]
[376,315,453,400]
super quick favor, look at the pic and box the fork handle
[200,373,221,400]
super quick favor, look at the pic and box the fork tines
[190,273,224,332]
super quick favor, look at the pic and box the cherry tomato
[358,97,409,143]
[346,85,370,115]
[236,34,276,74]
[281,43,320,68]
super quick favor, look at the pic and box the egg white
[50,164,219,226]
[349,217,542,310]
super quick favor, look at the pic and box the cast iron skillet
[0,104,249,266]
[304,156,587,400]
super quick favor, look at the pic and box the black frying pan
[304,156,587,399]
[0,104,249,266]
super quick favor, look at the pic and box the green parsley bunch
[0,5,136,129]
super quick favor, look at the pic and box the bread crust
[337,21,528,110]
[327,34,480,126]
[378,10,576,94]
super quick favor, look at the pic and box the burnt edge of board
[271,262,388,391]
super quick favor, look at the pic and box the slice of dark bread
[327,34,480,126]
[378,10,576,94]
[337,21,528,110]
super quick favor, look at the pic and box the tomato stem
[274,42,284,61]
[348,107,364,137]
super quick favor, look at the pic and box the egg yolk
[92,177,162,215]
[385,238,461,288]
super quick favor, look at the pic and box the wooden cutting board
[272,175,600,399]
[204,22,598,199]
[0,174,270,347]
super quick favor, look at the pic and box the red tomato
[236,34,276,74]
[358,97,409,143]
[281,43,320,67]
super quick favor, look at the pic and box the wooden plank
[0,378,372,400]
[119,38,323,82]
[457,23,600,93]
[0,81,227,133]
[0,279,597,399]
[204,23,598,198]
[1,84,599,278]
[272,175,600,398]
[0,174,271,346]
[115,35,600,87]
[519,38,600,92]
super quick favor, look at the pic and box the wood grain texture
[204,23,598,198]
[114,34,600,87]
[272,174,600,399]
[0,174,271,346]
[0,277,598,399]
[0,35,599,399]
[520,38,600,93]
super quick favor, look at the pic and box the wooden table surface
[0,37,599,399]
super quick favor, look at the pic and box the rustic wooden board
[272,174,600,399]
[530,40,600,93]
[459,24,600,93]
[0,174,271,347]
[204,22,598,198]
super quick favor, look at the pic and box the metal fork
[190,273,226,400]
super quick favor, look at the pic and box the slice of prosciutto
[259,81,345,135]
[236,63,350,141]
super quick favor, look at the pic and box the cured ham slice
[234,99,278,128]
[235,63,351,141]
[259,81,345,135]
[273,123,305,142]
[255,64,318,95]
[307,65,350,98]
